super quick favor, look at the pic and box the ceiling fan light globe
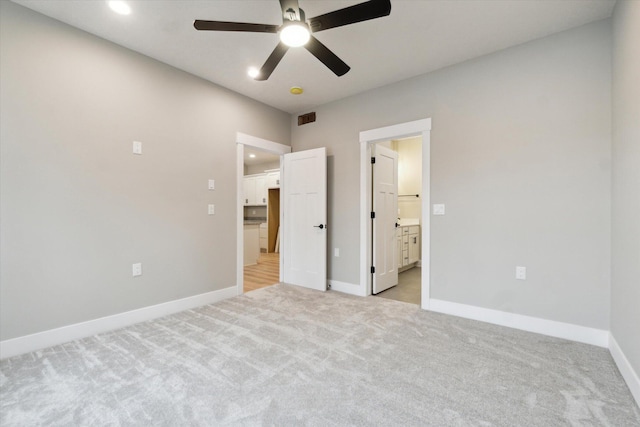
[280,23,310,47]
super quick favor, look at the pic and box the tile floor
[375,267,421,305]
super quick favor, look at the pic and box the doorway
[373,137,423,305]
[243,149,281,293]
[358,119,432,309]
[235,133,290,296]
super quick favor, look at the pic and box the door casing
[359,119,432,309]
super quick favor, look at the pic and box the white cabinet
[259,223,268,251]
[397,229,403,269]
[243,224,260,266]
[243,176,255,206]
[243,174,267,206]
[408,226,420,264]
[244,169,279,205]
[401,227,410,267]
[397,225,420,269]
[266,169,280,189]
[256,175,266,205]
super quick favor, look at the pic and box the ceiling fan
[194,0,392,81]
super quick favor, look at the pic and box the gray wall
[245,160,281,176]
[292,20,612,329]
[611,1,640,375]
[0,2,290,340]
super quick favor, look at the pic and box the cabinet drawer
[402,227,410,235]
[408,226,420,235]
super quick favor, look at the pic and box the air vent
[298,112,316,126]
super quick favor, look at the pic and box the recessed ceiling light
[247,67,259,79]
[290,87,303,95]
[249,154,256,158]
[108,1,131,15]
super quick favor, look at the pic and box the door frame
[359,118,432,309]
[236,132,291,296]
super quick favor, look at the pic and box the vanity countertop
[398,218,420,226]
[244,218,266,225]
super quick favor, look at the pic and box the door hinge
[370,211,375,219]
[371,266,375,274]
[371,157,375,164]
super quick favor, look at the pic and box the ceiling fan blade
[193,20,278,33]
[308,0,391,33]
[255,42,290,81]
[304,36,350,77]
[279,0,301,21]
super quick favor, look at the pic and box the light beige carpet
[1,284,638,425]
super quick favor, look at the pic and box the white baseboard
[609,334,640,408]
[328,280,366,296]
[0,286,238,360]
[428,299,609,348]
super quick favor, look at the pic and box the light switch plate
[132,263,142,277]
[132,141,142,155]
[208,204,215,215]
[208,179,215,190]
[334,248,340,257]
[433,204,445,215]
[516,266,526,280]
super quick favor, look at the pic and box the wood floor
[243,252,280,293]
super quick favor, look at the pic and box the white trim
[359,118,432,309]
[0,286,237,360]
[609,334,640,407]
[359,118,432,144]
[235,133,291,296]
[420,127,431,310]
[236,142,245,296]
[329,280,366,296]
[429,299,609,348]
[359,140,369,298]
[236,132,291,155]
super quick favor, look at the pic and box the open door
[282,148,327,291]
[372,144,398,294]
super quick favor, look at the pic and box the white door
[372,144,398,294]
[282,148,327,291]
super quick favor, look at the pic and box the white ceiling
[13,0,615,114]
[244,148,280,167]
